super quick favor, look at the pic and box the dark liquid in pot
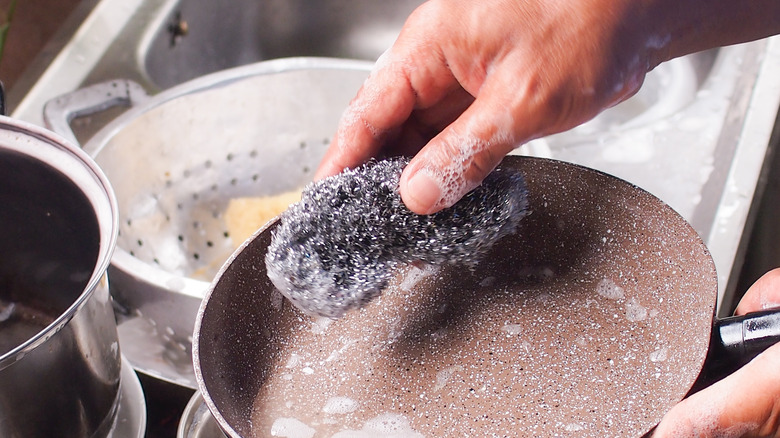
[0,149,100,359]
[0,298,57,356]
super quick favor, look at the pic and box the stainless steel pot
[0,116,126,437]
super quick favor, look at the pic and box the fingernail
[404,169,442,214]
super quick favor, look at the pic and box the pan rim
[193,155,718,438]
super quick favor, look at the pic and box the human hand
[653,268,780,437]
[316,0,660,214]
[317,0,672,214]
[316,0,780,215]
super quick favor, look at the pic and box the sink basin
[8,0,780,310]
[144,0,422,89]
[729,123,780,312]
[6,0,780,389]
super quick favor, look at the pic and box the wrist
[640,0,780,64]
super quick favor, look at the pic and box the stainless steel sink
[6,0,780,390]
[144,0,421,89]
[9,0,780,311]
[729,122,780,311]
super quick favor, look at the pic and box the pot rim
[0,115,119,369]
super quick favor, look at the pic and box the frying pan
[193,156,779,437]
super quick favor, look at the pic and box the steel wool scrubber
[265,156,529,318]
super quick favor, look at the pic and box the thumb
[398,95,525,215]
[735,268,780,315]
[653,269,780,437]
[652,342,780,437]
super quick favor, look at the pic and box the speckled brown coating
[195,156,717,438]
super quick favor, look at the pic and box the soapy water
[479,276,496,287]
[310,317,334,335]
[421,117,520,212]
[271,417,316,438]
[270,413,425,438]
[595,279,652,322]
[0,301,15,322]
[323,397,359,415]
[433,365,465,392]
[325,339,359,363]
[331,413,425,438]
[285,353,302,369]
[500,323,523,336]
[416,147,480,212]
[596,278,625,300]
[398,264,440,292]
[649,347,669,363]
[625,297,649,322]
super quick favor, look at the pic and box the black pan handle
[716,309,780,362]
[643,311,780,437]
[690,308,780,392]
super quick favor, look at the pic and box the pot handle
[43,79,150,147]
[691,308,780,391]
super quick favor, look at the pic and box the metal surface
[0,116,124,437]
[178,392,226,438]
[43,58,377,389]
[8,0,780,320]
[731,118,780,310]
[111,357,149,438]
[143,0,423,89]
[195,156,719,438]
[43,79,151,146]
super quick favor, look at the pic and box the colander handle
[43,79,150,148]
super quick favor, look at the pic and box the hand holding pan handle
[691,308,780,392]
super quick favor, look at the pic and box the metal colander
[44,58,373,387]
[110,115,334,283]
[97,59,370,282]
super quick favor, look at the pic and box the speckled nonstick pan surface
[193,156,718,438]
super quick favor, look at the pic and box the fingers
[735,268,780,315]
[653,268,780,437]
[316,1,463,181]
[318,48,521,215]
[314,55,463,180]
[314,55,418,180]
[652,342,780,437]
[398,94,522,214]
[317,0,653,214]
[398,51,553,214]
